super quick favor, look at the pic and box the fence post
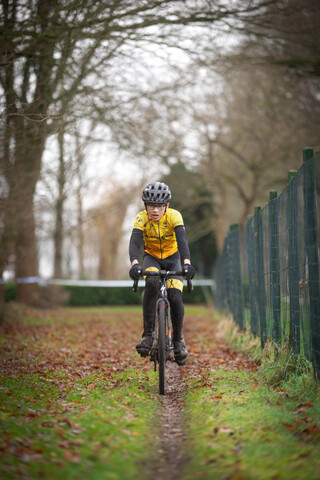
[269,191,281,346]
[230,223,244,330]
[287,169,300,354]
[254,206,267,348]
[225,232,233,317]
[246,215,258,336]
[302,147,320,379]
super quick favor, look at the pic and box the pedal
[150,348,157,363]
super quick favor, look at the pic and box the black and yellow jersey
[131,208,185,260]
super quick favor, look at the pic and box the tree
[194,64,320,241]
[162,162,217,277]
[52,122,91,279]
[230,0,320,79]
[1,0,271,303]
[83,180,137,280]
[53,122,67,279]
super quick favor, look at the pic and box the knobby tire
[158,299,166,395]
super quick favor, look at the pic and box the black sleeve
[129,228,143,263]
[175,225,191,262]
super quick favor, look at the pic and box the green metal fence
[213,147,320,378]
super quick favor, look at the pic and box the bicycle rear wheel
[158,299,166,395]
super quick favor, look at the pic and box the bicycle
[132,269,193,395]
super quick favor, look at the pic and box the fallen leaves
[211,394,223,400]
[64,450,81,463]
[280,417,320,441]
[294,400,313,415]
[277,398,320,441]
[0,436,44,464]
[121,429,139,436]
[213,425,235,436]
[0,309,147,475]
[1,305,320,480]
[182,316,259,394]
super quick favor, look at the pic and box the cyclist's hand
[183,264,195,279]
[129,264,142,280]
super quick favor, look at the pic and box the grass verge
[216,314,318,394]
[0,305,159,480]
[182,312,320,480]
[0,367,158,480]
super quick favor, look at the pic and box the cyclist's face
[146,203,168,221]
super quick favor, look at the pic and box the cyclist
[129,181,195,366]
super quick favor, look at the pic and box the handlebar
[132,269,193,293]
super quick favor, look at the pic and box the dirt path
[147,309,258,480]
[150,362,189,480]
[3,305,318,480]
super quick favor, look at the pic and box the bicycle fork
[150,295,174,370]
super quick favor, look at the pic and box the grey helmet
[142,182,171,204]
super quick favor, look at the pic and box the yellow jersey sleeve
[167,209,184,228]
[133,210,148,230]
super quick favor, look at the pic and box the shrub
[64,284,211,306]
[4,283,212,306]
[4,283,17,302]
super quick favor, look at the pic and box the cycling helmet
[142,182,171,203]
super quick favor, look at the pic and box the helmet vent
[142,182,171,203]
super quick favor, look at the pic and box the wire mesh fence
[213,148,320,378]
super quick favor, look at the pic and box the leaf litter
[1,305,320,480]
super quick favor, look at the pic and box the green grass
[2,303,143,324]
[181,313,320,480]
[0,304,160,479]
[0,367,158,480]
[217,315,317,393]
[2,304,320,480]
[183,369,320,480]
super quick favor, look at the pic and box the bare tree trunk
[0,64,16,307]
[93,198,128,279]
[14,124,46,303]
[77,189,85,278]
[216,185,228,253]
[0,194,15,308]
[15,194,39,303]
[75,133,85,279]
[13,141,44,304]
[53,126,66,278]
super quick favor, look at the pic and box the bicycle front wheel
[158,299,166,395]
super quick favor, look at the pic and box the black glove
[129,264,142,280]
[183,263,195,279]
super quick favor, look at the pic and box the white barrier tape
[49,279,215,288]
[16,276,45,285]
[0,276,46,286]
[49,279,145,287]
[1,277,215,289]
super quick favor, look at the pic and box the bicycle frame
[150,276,174,368]
[132,269,192,395]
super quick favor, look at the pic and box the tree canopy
[1,0,319,303]
[162,162,217,277]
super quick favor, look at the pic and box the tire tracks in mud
[145,314,257,480]
[148,362,189,480]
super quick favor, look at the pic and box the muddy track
[148,362,189,480]
[145,314,256,480]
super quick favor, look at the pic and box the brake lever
[187,277,193,293]
[182,267,193,293]
[132,278,139,292]
[132,269,142,292]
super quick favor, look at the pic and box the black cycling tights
[143,277,184,339]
